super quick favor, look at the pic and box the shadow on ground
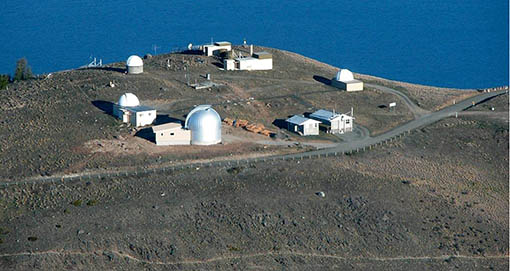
[80,66,126,73]
[180,50,202,55]
[272,118,288,129]
[135,128,155,143]
[92,101,114,115]
[313,75,331,85]
[212,62,224,69]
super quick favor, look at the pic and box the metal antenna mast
[152,44,160,55]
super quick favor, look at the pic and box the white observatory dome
[126,55,144,74]
[118,93,140,107]
[126,55,143,67]
[336,69,354,82]
[185,105,222,145]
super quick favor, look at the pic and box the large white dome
[185,105,221,145]
[126,55,143,67]
[118,93,140,107]
[336,69,354,82]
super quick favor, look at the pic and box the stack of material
[245,123,264,133]
[234,119,249,128]
[259,130,273,137]
[223,118,274,137]
[222,118,234,126]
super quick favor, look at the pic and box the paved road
[1,88,506,186]
[280,89,507,159]
[334,124,370,142]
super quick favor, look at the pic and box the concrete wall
[287,122,319,136]
[127,65,143,74]
[155,128,191,145]
[224,59,235,70]
[133,110,156,127]
[237,58,272,71]
[113,105,130,123]
[303,122,319,136]
[330,117,353,134]
[331,79,363,91]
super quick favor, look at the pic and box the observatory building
[152,123,191,146]
[113,93,156,127]
[331,69,363,91]
[185,105,222,145]
[126,55,143,74]
[151,105,222,146]
[309,109,354,134]
[286,115,321,136]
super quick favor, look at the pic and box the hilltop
[0,46,507,270]
[0,46,479,180]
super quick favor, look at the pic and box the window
[148,113,151,116]
[314,123,318,127]
[139,113,143,117]
[170,132,175,136]
[346,120,350,124]
[160,133,163,136]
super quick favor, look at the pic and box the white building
[331,69,363,91]
[286,115,321,136]
[225,52,273,71]
[309,109,354,134]
[223,59,235,71]
[203,41,232,56]
[152,123,191,145]
[112,93,156,127]
[126,55,143,74]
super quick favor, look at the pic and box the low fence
[0,130,414,187]
[478,86,509,92]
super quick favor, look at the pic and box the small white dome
[336,69,354,82]
[118,93,140,107]
[126,55,143,67]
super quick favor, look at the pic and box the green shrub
[13,57,32,81]
[72,199,82,206]
[0,74,9,90]
[86,199,98,206]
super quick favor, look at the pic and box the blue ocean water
[0,0,508,88]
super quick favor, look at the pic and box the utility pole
[152,44,160,55]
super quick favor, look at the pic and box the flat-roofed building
[234,51,273,71]
[252,51,272,59]
[203,41,232,56]
[286,115,321,136]
[112,93,156,127]
[331,69,363,91]
[152,123,191,145]
[309,109,354,134]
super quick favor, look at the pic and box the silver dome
[185,105,221,145]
